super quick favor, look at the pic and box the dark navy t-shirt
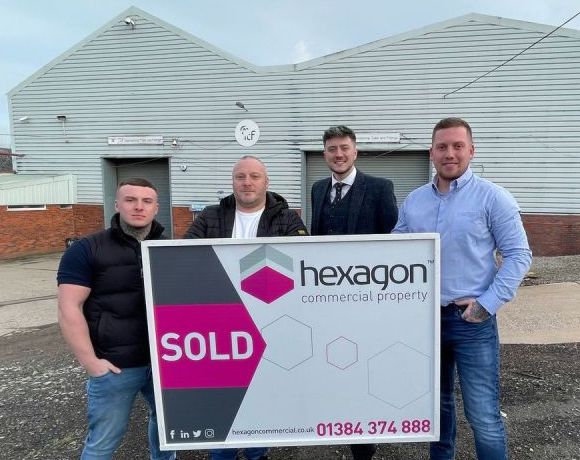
[56,239,94,287]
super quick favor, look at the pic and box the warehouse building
[4,7,580,258]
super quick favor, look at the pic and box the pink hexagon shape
[241,266,294,304]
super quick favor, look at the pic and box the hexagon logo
[240,245,294,304]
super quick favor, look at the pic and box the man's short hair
[323,125,356,145]
[233,155,268,174]
[117,177,157,193]
[432,117,473,142]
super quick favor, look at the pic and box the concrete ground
[1,252,579,343]
[0,252,578,460]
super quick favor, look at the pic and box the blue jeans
[82,366,175,460]
[430,305,508,460]
[210,447,268,460]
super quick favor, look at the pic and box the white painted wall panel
[0,174,76,205]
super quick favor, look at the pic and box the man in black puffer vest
[57,178,175,460]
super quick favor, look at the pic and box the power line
[444,11,580,98]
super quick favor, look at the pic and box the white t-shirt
[232,208,264,239]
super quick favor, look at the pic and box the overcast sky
[2,0,579,147]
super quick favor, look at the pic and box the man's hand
[456,298,491,323]
[84,358,122,377]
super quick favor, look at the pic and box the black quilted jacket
[184,192,307,238]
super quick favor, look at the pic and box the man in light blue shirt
[394,117,532,460]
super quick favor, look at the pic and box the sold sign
[154,304,266,389]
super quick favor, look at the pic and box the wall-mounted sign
[108,136,164,145]
[235,120,260,147]
[357,133,401,143]
[190,203,206,212]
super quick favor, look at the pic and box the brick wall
[3,206,577,259]
[522,214,580,256]
[0,205,72,258]
[72,205,105,237]
[0,205,73,258]
[0,204,104,259]
[172,206,193,238]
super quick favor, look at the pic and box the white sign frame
[143,234,440,450]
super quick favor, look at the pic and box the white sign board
[235,120,260,147]
[357,133,401,143]
[108,136,164,145]
[143,234,440,451]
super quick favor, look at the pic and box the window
[6,205,47,211]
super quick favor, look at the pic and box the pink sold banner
[154,304,266,389]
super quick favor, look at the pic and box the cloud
[293,40,313,63]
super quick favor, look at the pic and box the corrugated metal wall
[291,21,580,214]
[9,9,580,215]
[0,174,76,205]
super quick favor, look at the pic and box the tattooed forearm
[463,300,490,323]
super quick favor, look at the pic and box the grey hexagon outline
[367,341,432,409]
[261,314,313,371]
[326,336,358,370]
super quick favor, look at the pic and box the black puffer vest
[83,214,165,368]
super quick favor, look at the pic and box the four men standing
[58,119,531,460]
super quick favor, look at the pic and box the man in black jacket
[57,178,175,460]
[185,155,307,460]
[185,155,307,240]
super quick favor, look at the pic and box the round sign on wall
[235,120,260,147]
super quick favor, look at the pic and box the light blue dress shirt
[394,168,532,314]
